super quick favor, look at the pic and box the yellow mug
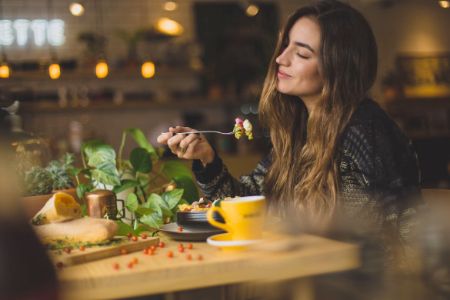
[207,196,266,240]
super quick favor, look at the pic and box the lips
[277,70,291,79]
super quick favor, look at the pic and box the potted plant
[21,153,78,218]
[74,128,199,236]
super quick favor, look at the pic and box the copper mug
[85,190,123,219]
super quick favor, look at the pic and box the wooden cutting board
[50,236,159,267]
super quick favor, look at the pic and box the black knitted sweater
[192,99,422,249]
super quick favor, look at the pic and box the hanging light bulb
[155,18,184,36]
[245,4,259,17]
[439,0,450,8]
[48,63,61,79]
[69,2,85,16]
[163,1,178,11]
[95,59,109,79]
[141,61,155,78]
[0,62,10,79]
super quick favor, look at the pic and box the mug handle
[207,206,232,233]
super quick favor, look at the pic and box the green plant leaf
[137,173,150,187]
[91,162,120,186]
[124,128,157,159]
[130,147,152,173]
[144,194,163,216]
[87,145,116,167]
[82,140,106,159]
[80,203,88,217]
[146,193,172,218]
[162,188,184,210]
[140,214,163,229]
[162,160,193,179]
[115,221,134,236]
[76,183,91,199]
[139,196,164,229]
[173,175,199,203]
[113,179,139,194]
[133,219,140,230]
[136,207,154,216]
[68,167,82,177]
[126,193,139,212]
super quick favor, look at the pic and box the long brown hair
[260,0,378,222]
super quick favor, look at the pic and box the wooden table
[59,234,359,300]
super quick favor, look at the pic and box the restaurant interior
[1,0,450,299]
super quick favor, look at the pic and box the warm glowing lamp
[69,2,85,16]
[155,18,184,36]
[0,63,10,78]
[246,4,259,17]
[141,61,155,78]
[163,1,178,11]
[439,0,450,8]
[48,63,61,79]
[95,60,108,79]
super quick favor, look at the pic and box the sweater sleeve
[191,152,270,200]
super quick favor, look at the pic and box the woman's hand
[157,126,215,166]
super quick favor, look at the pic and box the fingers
[178,137,201,159]
[157,131,173,145]
[158,126,202,159]
[157,126,193,145]
[167,133,184,154]
[169,126,194,134]
[179,133,201,150]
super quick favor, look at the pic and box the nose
[276,47,290,66]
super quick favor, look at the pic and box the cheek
[298,64,322,88]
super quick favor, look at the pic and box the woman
[158,0,421,249]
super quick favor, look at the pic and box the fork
[175,130,234,136]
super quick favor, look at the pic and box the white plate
[207,233,263,251]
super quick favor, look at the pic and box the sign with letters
[0,19,65,47]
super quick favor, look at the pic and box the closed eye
[296,53,310,59]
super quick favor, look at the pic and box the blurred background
[0,0,449,187]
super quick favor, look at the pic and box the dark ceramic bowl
[176,211,224,229]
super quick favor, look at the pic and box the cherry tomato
[186,254,192,260]
[167,251,174,258]
[158,241,165,248]
[131,236,138,242]
[141,233,148,239]
[187,243,193,250]
[178,247,185,253]
[132,257,139,264]
[127,262,134,269]
[149,250,155,256]
[79,245,86,251]
[143,248,149,255]
[197,254,203,261]
[127,233,132,239]
[113,263,120,270]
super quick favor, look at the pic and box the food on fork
[233,118,253,140]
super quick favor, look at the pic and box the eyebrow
[294,41,315,53]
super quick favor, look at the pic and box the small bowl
[176,211,224,229]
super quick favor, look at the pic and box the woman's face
[276,17,323,103]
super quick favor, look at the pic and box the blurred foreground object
[419,189,450,297]
[0,136,59,299]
